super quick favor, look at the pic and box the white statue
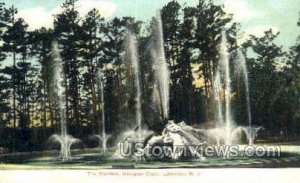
[144,121,205,160]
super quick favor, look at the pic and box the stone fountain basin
[0,144,299,169]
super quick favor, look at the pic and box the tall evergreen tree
[2,5,18,129]
[0,3,10,130]
[79,9,104,129]
[29,27,54,136]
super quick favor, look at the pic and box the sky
[2,0,300,50]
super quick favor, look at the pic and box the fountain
[219,30,234,145]
[235,49,253,144]
[140,30,258,151]
[211,30,236,145]
[0,3,299,169]
[115,12,172,159]
[113,31,163,160]
[141,12,207,160]
[210,31,258,145]
[0,27,297,170]
[124,32,143,141]
[123,28,258,160]
[92,70,111,153]
[48,42,80,161]
[151,11,170,120]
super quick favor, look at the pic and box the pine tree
[29,27,54,136]
[2,5,18,129]
[0,2,10,131]
[79,9,104,129]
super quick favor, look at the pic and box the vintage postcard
[0,0,299,182]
